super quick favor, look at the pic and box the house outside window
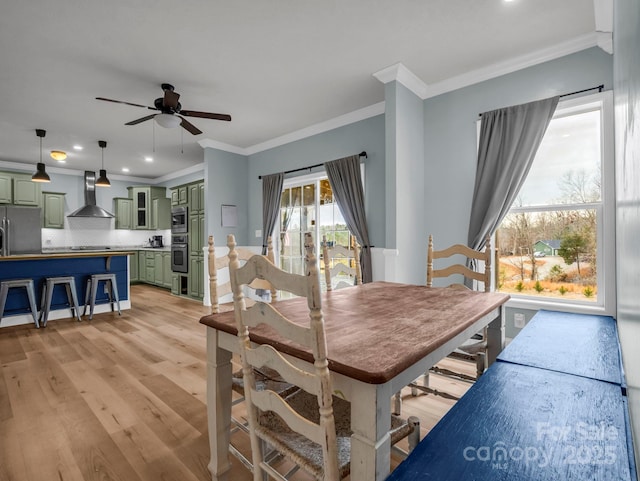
[495,91,615,315]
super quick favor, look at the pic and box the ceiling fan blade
[125,114,157,126]
[180,110,232,122]
[96,97,156,110]
[163,90,180,109]
[178,116,202,135]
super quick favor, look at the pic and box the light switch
[514,313,526,329]
[255,230,262,238]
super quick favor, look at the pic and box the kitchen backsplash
[42,218,171,248]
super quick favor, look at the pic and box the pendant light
[96,140,111,187]
[32,129,51,183]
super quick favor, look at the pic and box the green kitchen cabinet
[151,197,171,230]
[0,173,11,203]
[171,186,188,206]
[114,197,133,230]
[189,256,204,299]
[154,251,164,286]
[163,252,171,288]
[42,191,65,228]
[128,186,168,230]
[129,251,139,282]
[189,213,201,256]
[138,251,148,282]
[0,171,41,206]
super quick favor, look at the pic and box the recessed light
[144,156,153,162]
[122,167,130,173]
[73,145,83,150]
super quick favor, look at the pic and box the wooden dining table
[199,281,510,481]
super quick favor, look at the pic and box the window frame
[493,91,615,316]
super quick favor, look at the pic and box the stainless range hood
[67,171,114,218]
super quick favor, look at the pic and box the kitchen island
[0,249,134,328]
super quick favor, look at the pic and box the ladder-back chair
[394,234,491,413]
[321,235,361,291]
[228,232,418,480]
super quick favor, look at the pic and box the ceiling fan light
[96,169,111,187]
[50,150,67,161]
[32,162,51,182]
[155,113,181,129]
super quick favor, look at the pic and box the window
[278,172,360,291]
[495,92,614,313]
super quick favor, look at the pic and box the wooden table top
[200,282,509,384]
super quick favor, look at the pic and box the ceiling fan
[96,83,231,135]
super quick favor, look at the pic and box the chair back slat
[427,234,492,292]
[322,234,362,291]
[228,232,340,480]
[243,302,312,346]
[208,235,276,313]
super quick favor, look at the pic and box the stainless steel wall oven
[171,235,188,273]
[171,206,188,233]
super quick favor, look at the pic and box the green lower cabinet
[138,252,147,282]
[189,256,204,299]
[163,253,171,288]
[129,252,139,282]
[171,273,180,295]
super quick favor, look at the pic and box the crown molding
[372,63,430,98]
[151,162,204,183]
[197,139,246,155]
[199,102,385,157]
[423,33,598,98]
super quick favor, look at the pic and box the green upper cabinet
[0,171,41,206]
[114,197,133,230]
[42,191,65,228]
[0,173,11,203]
[171,186,188,206]
[151,197,171,230]
[188,181,204,213]
[128,186,169,230]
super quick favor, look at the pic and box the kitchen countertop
[0,246,171,261]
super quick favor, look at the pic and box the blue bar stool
[83,273,121,320]
[39,276,81,326]
[0,278,40,328]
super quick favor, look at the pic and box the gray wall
[423,47,613,266]
[246,115,386,248]
[614,0,640,468]
[204,148,249,246]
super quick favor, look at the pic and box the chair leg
[476,352,486,379]
[68,280,81,322]
[407,416,421,452]
[393,391,402,416]
[0,284,8,326]
[42,281,53,327]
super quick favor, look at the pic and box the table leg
[206,328,233,481]
[485,306,505,366]
[349,381,392,481]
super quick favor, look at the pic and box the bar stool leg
[41,280,54,327]
[26,280,40,328]
[110,278,121,316]
[89,277,99,320]
[83,278,92,317]
[0,284,8,325]
[67,279,81,322]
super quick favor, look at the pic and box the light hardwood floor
[0,284,473,481]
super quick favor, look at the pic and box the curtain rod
[478,84,605,117]
[258,151,367,180]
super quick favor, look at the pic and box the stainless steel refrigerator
[0,206,42,255]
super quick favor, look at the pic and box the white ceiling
[0,0,597,181]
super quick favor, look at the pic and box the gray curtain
[261,173,284,255]
[467,96,559,253]
[324,155,372,283]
